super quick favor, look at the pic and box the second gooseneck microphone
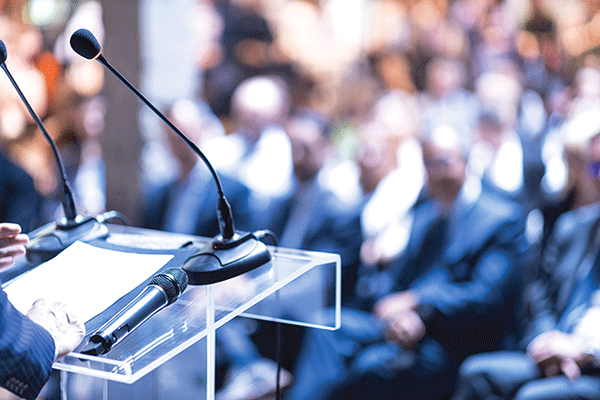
[70,29,271,285]
[0,40,109,263]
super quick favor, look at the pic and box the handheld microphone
[70,29,271,285]
[0,40,109,263]
[82,267,188,356]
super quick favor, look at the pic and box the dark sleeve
[140,185,169,231]
[519,213,574,348]
[0,156,41,233]
[415,214,526,327]
[0,287,55,400]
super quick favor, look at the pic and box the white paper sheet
[3,241,174,323]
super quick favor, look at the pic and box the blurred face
[357,122,398,194]
[287,117,328,182]
[476,119,505,151]
[165,106,202,172]
[422,133,467,203]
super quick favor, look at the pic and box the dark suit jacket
[141,172,253,238]
[261,181,362,298]
[0,152,41,233]
[520,202,600,348]
[0,285,55,400]
[383,189,527,359]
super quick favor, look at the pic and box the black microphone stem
[95,56,222,197]
[94,54,235,239]
[70,28,271,283]
[0,63,77,222]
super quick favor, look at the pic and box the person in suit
[258,109,362,301]
[207,75,293,204]
[0,223,84,400]
[451,131,600,400]
[141,98,253,237]
[0,151,41,233]
[284,124,527,400]
[216,109,362,400]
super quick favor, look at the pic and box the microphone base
[26,215,110,263]
[183,231,272,285]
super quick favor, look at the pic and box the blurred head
[425,57,467,99]
[476,108,505,151]
[357,119,401,194]
[421,125,468,204]
[286,110,331,183]
[164,99,207,175]
[231,75,291,142]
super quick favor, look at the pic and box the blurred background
[2,1,600,399]
[1,0,598,231]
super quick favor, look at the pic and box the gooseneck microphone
[0,40,109,263]
[82,267,189,356]
[70,29,271,285]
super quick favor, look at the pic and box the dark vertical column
[100,0,143,224]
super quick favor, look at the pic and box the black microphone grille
[150,267,189,304]
[70,29,101,60]
[0,40,6,64]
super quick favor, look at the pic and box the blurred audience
[468,108,524,202]
[141,97,253,237]
[4,0,600,399]
[285,125,527,400]
[419,56,479,140]
[452,130,600,400]
[353,91,425,307]
[206,75,293,206]
[260,108,362,297]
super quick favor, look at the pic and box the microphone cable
[253,230,283,400]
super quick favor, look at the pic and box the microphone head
[0,40,6,64]
[150,267,189,304]
[70,29,102,60]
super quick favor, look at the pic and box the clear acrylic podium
[9,224,341,399]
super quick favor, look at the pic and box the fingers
[0,232,29,245]
[384,310,426,348]
[0,237,29,269]
[26,298,86,361]
[561,358,581,381]
[0,223,22,238]
[373,291,418,320]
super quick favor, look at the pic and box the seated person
[451,131,600,400]
[141,98,253,237]
[217,109,362,400]
[259,109,362,290]
[284,125,527,400]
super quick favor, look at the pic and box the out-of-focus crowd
[4,0,600,400]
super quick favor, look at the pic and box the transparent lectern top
[48,225,341,383]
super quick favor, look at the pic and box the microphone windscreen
[70,29,101,60]
[0,40,6,64]
[150,267,189,304]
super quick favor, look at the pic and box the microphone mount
[70,29,271,285]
